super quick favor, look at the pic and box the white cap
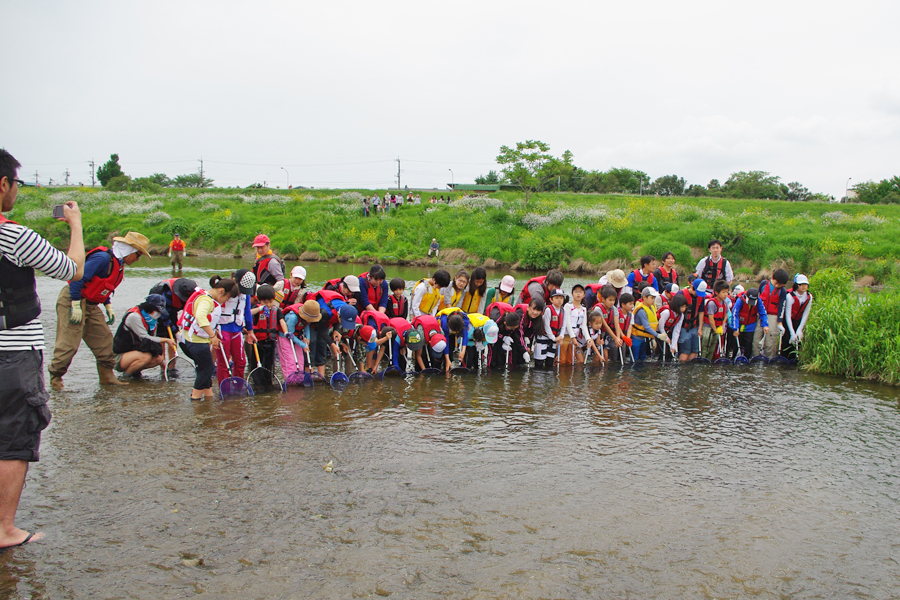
[795,274,809,285]
[733,284,745,294]
[291,266,307,280]
[432,340,447,353]
[642,287,660,298]
[343,275,361,293]
[499,275,515,293]
[669,283,679,295]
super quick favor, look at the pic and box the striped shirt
[0,222,78,351]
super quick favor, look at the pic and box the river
[3,258,899,599]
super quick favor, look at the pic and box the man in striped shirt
[0,149,85,551]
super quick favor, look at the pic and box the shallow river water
[2,259,899,599]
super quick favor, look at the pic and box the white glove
[502,340,512,352]
[103,304,115,325]
[658,332,669,343]
[778,324,785,335]
[522,352,530,363]
[475,341,484,352]
[273,280,285,293]
[69,301,83,324]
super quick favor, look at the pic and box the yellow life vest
[413,279,441,314]
[631,302,659,338]
[466,312,490,328]
[460,290,483,314]
[439,286,465,311]
[436,306,463,317]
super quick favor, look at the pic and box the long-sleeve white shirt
[784,291,812,337]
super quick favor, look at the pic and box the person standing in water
[168,233,185,272]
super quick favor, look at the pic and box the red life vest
[280,280,303,309]
[599,304,617,331]
[387,293,406,318]
[323,278,343,292]
[707,296,727,327]
[680,290,703,330]
[486,301,513,323]
[388,317,413,345]
[362,309,390,332]
[170,239,185,252]
[518,276,548,305]
[358,273,384,308]
[584,283,604,308]
[758,281,784,315]
[253,305,280,341]
[156,278,187,309]
[282,304,309,336]
[618,307,631,332]
[253,253,283,286]
[700,256,726,287]
[632,269,655,288]
[737,296,759,326]
[178,288,223,338]
[547,305,562,337]
[314,289,346,327]
[412,315,442,340]
[78,247,124,304]
[789,291,813,322]
[657,307,681,334]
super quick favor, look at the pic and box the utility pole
[199,157,204,187]
[65,168,70,186]
[34,170,39,186]
[89,159,96,187]
[395,158,401,190]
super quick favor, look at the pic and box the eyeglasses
[12,178,28,187]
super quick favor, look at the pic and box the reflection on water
[2,260,898,598]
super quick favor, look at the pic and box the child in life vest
[385,277,408,320]
[782,274,812,361]
[657,293,687,361]
[411,314,449,371]
[729,287,769,359]
[724,284,744,359]
[248,284,287,392]
[278,299,322,380]
[631,287,668,362]
[562,284,588,365]
[460,267,487,315]
[384,317,425,372]
[616,293,636,363]
[437,308,470,367]
[596,285,623,361]
[180,276,239,400]
[534,289,567,369]
[515,297,546,364]
[359,309,393,371]
[755,268,789,358]
[701,280,730,360]
[411,269,452,317]
[461,313,497,370]
[625,255,659,295]
[484,275,515,307]
[582,310,606,364]
[215,269,256,386]
[489,311,528,369]
[279,265,307,310]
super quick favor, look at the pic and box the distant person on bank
[251,234,285,287]
[0,149,85,551]
[428,238,439,258]
[168,233,185,271]
[49,231,150,389]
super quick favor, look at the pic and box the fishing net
[219,375,253,397]
[163,356,197,383]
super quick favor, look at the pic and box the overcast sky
[4,1,899,198]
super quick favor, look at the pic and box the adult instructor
[49,231,150,389]
[0,149,85,550]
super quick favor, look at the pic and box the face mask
[141,309,159,331]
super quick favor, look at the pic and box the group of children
[117,237,814,398]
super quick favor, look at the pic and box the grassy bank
[12,187,900,284]
[801,268,900,385]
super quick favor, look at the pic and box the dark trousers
[184,342,215,390]
[737,331,755,358]
[248,340,277,391]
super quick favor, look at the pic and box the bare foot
[50,376,64,390]
[0,530,44,551]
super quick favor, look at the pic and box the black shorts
[0,350,52,462]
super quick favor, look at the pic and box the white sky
[4,1,899,198]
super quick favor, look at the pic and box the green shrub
[519,235,566,270]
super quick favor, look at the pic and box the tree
[474,170,501,185]
[496,140,554,208]
[722,171,783,199]
[148,173,172,187]
[130,177,163,193]
[97,154,124,187]
[172,171,214,188]
[785,182,810,202]
[106,175,131,191]
[649,174,686,196]
[686,184,707,197]
[853,176,900,204]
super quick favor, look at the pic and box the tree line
[96,154,214,192]
[485,139,898,205]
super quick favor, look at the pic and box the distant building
[447,184,501,194]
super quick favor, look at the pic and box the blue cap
[337,304,358,331]
[692,278,705,291]
[145,294,169,320]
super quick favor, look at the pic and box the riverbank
[14,187,900,286]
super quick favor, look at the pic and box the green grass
[12,186,900,284]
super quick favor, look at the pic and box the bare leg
[0,460,43,548]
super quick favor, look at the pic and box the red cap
[358,325,376,342]
[252,234,270,247]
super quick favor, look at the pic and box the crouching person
[112,294,175,379]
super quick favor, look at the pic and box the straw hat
[299,300,322,322]
[606,269,627,288]
[112,231,150,257]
